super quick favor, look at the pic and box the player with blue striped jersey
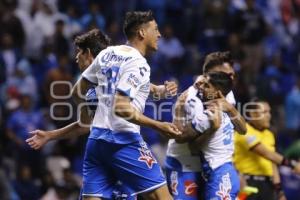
[195,72,240,200]
[166,52,246,200]
[174,72,240,200]
[82,44,152,140]
[27,26,178,200]
[73,11,181,200]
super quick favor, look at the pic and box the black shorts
[244,175,275,200]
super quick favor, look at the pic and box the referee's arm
[251,143,300,174]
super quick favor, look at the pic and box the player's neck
[249,121,264,131]
[127,40,146,56]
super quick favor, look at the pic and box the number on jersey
[102,66,120,94]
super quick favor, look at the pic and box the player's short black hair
[203,51,234,73]
[123,11,154,39]
[74,29,110,57]
[207,71,233,96]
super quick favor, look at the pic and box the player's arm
[206,91,246,134]
[175,101,221,143]
[227,105,246,134]
[27,55,100,150]
[26,77,94,150]
[150,81,178,100]
[251,143,300,174]
[26,103,92,150]
[272,164,286,200]
[172,90,188,131]
[71,76,94,125]
[114,60,182,138]
[26,121,90,150]
[114,92,181,138]
[186,107,222,147]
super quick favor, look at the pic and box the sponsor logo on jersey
[216,173,232,200]
[184,180,198,196]
[127,73,141,88]
[246,135,257,145]
[101,51,132,64]
[170,171,178,195]
[138,142,157,169]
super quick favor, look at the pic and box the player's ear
[138,28,146,39]
[86,48,93,57]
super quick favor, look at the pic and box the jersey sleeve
[184,97,211,134]
[116,60,150,99]
[226,91,236,106]
[244,131,261,149]
[82,55,100,84]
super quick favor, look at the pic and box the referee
[233,99,300,200]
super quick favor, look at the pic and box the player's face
[251,102,271,129]
[143,20,161,51]
[199,76,219,101]
[75,47,93,71]
[207,63,235,80]
[194,75,205,89]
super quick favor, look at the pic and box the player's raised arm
[206,91,247,134]
[150,80,178,100]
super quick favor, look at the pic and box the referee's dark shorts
[244,174,276,200]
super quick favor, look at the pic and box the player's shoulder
[186,86,201,102]
[115,45,145,59]
[246,123,261,136]
[95,45,140,64]
[184,86,204,111]
[263,129,275,140]
[117,45,149,66]
[226,91,236,106]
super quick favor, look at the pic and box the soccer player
[27,24,178,199]
[26,29,177,150]
[165,52,246,200]
[174,72,240,199]
[71,11,181,200]
[233,98,300,200]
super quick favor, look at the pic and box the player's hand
[205,91,233,113]
[157,122,182,138]
[173,90,188,131]
[206,104,222,131]
[26,130,51,150]
[175,124,199,143]
[164,80,178,97]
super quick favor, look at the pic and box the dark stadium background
[0,0,300,199]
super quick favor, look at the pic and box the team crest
[216,173,232,200]
[184,180,198,196]
[170,171,178,195]
[138,142,157,169]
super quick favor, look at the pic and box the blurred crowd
[0,0,300,199]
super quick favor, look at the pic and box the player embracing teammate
[166,52,246,200]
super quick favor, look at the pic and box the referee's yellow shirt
[233,123,275,177]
